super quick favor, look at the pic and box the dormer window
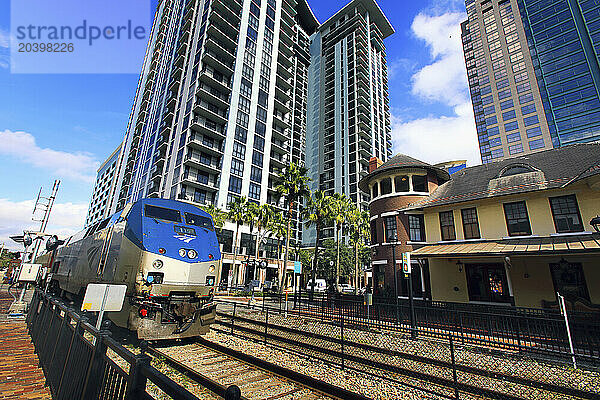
[499,164,535,177]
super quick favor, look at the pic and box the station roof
[411,233,600,258]
[401,143,600,211]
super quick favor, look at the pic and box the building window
[371,184,378,199]
[439,211,456,241]
[503,201,531,236]
[381,178,392,195]
[549,261,589,301]
[461,208,480,239]
[370,220,378,244]
[228,176,242,194]
[408,215,425,242]
[384,216,397,242]
[395,175,409,192]
[412,175,427,192]
[466,263,510,303]
[549,195,583,233]
[249,182,261,200]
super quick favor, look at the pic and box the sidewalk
[0,287,51,399]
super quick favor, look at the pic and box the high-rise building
[110,0,393,285]
[85,143,122,227]
[304,0,393,242]
[462,0,600,163]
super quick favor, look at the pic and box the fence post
[449,334,459,400]
[231,303,237,335]
[126,341,152,400]
[341,312,345,370]
[82,327,111,400]
[264,307,268,345]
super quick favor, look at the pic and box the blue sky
[0,0,478,248]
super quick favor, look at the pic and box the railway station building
[359,143,600,310]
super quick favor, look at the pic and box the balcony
[205,36,236,65]
[190,116,226,139]
[202,51,234,76]
[199,69,232,93]
[181,172,219,192]
[209,9,239,40]
[211,0,241,25]
[193,100,228,125]
[270,153,289,168]
[183,154,221,174]
[207,24,237,53]
[276,73,293,92]
[196,85,230,109]
[188,133,224,157]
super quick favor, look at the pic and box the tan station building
[359,143,600,310]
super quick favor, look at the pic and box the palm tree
[348,207,370,293]
[200,203,227,233]
[269,212,288,290]
[227,196,249,288]
[302,190,332,298]
[274,162,310,292]
[253,204,275,259]
[329,193,351,292]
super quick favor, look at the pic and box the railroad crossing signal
[402,252,411,274]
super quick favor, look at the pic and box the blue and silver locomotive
[46,198,221,340]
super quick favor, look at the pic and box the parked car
[306,279,327,292]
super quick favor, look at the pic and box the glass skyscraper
[463,0,600,163]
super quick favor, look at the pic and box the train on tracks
[41,198,221,340]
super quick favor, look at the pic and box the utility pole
[14,180,61,306]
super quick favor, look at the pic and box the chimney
[368,157,383,173]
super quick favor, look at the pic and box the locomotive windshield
[144,205,182,222]
[184,212,214,230]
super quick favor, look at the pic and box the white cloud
[410,12,469,107]
[391,103,480,166]
[0,198,87,251]
[0,129,99,182]
[391,9,481,167]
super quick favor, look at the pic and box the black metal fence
[260,291,600,365]
[217,299,600,400]
[25,288,236,400]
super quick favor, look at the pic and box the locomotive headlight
[208,265,216,273]
[187,249,197,259]
[152,260,163,269]
[179,248,187,257]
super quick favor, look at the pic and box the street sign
[81,284,127,312]
[18,263,41,282]
[294,261,302,274]
[82,283,127,331]
[402,252,411,274]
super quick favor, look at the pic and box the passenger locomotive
[44,198,221,340]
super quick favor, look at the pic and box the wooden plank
[580,237,600,249]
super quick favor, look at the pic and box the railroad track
[148,337,369,400]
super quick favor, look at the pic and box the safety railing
[26,288,239,400]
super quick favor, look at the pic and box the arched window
[372,184,379,198]
[381,178,392,195]
[499,164,535,177]
[394,175,409,192]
